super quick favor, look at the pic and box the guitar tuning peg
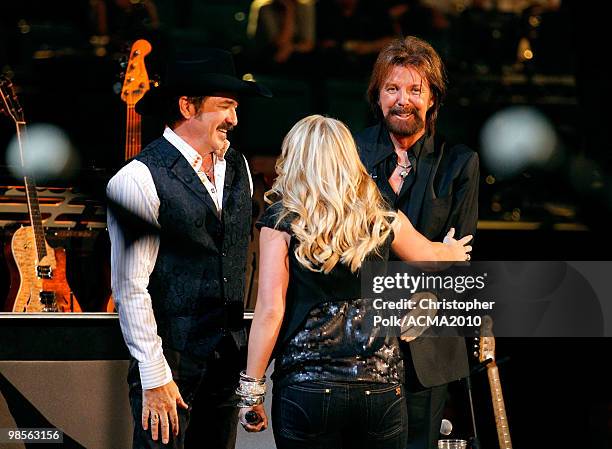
[112,81,122,95]
[473,351,479,358]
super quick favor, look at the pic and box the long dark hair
[367,36,447,135]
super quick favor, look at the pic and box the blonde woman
[237,115,471,449]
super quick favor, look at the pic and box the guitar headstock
[0,75,25,124]
[478,315,496,364]
[120,39,152,107]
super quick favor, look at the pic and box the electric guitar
[1,75,82,312]
[121,39,152,159]
[477,315,512,449]
[99,39,152,313]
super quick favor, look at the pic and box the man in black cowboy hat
[107,48,271,448]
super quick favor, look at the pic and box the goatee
[383,106,425,137]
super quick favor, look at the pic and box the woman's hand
[443,227,473,261]
[238,405,268,432]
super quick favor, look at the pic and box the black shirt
[256,202,403,388]
[377,132,426,210]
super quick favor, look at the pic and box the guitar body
[104,296,116,312]
[8,226,82,312]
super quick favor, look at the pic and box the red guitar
[1,75,82,312]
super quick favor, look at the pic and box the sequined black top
[256,202,403,388]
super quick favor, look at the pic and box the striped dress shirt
[107,127,253,389]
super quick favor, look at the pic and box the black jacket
[355,123,479,387]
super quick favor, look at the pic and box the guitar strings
[125,105,141,160]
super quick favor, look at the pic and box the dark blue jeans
[272,381,408,449]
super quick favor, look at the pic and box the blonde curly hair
[265,115,396,273]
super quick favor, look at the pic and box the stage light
[480,106,557,178]
[5,123,80,181]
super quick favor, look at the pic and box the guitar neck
[16,122,47,261]
[125,104,142,160]
[487,363,513,449]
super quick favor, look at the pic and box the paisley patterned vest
[136,138,251,357]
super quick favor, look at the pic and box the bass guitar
[121,39,152,159]
[101,39,152,313]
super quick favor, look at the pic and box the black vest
[135,138,251,355]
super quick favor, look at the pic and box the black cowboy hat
[136,48,272,116]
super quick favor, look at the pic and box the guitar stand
[471,358,491,375]
[471,356,510,374]
[464,374,481,449]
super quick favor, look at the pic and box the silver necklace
[397,160,411,179]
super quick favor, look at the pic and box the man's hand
[142,380,189,444]
[443,227,473,261]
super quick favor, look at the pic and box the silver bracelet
[236,392,265,407]
[239,370,266,383]
[237,380,267,397]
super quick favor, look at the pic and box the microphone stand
[464,373,480,449]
